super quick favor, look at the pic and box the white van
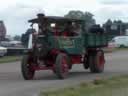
[110,36,128,47]
[0,46,7,56]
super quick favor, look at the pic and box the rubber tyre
[89,50,105,73]
[21,55,35,80]
[68,64,72,70]
[83,54,89,69]
[55,53,69,79]
[67,55,72,70]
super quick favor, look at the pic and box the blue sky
[0,0,128,36]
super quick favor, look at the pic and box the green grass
[40,75,128,96]
[0,56,22,63]
[116,47,128,50]
[104,47,128,53]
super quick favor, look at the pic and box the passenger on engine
[61,21,78,36]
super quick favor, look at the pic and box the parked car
[0,41,23,47]
[0,46,7,57]
[0,41,12,47]
[108,40,117,48]
[110,36,128,48]
[9,41,23,47]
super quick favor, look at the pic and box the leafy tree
[84,12,96,31]
[103,19,113,34]
[64,10,96,32]
[103,19,126,35]
[105,19,113,25]
[13,35,21,41]
[21,28,36,47]
[65,10,84,19]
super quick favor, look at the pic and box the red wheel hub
[97,51,105,69]
[61,55,69,76]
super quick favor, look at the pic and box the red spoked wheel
[55,53,69,79]
[21,55,35,80]
[89,50,105,73]
[96,51,105,71]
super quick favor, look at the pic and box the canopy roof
[28,16,83,24]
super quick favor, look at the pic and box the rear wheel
[21,55,35,80]
[55,53,69,79]
[89,50,105,73]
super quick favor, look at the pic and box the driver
[37,13,49,35]
[61,21,77,36]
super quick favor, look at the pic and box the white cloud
[0,0,19,11]
[0,0,100,36]
[1,0,128,36]
[99,0,128,5]
[94,4,128,24]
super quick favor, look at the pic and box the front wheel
[89,50,105,73]
[55,53,69,79]
[21,55,35,80]
[83,54,89,69]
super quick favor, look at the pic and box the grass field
[40,75,128,96]
[104,47,128,53]
[116,47,128,50]
[0,56,22,63]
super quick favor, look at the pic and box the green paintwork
[48,34,108,55]
[29,15,109,55]
[48,36,84,54]
[84,34,108,47]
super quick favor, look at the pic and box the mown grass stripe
[40,75,128,96]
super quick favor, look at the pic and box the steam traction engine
[21,14,108,80]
